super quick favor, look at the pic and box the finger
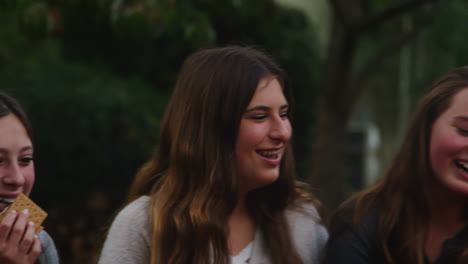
[27,235,42,262]
[8,209,29,245]
[18,221,35,253]
[0,210,18,242]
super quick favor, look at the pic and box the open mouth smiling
[256,150,281,159]
[454,160,468,173]
[0,197,15,213]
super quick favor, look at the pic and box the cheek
[237,126,267,151]
[285,121,292,138]
[430,130,459,173]
[23,164,35,196]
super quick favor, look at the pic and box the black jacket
[322,203,468,264]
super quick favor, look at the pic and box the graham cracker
[0,193,47,234]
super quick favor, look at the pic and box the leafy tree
[308,0,468,211]
[1,1,320,262]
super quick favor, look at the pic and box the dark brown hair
[349,66,468,263]
[129,46,318,264]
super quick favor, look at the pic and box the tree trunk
[309,0,440,212]
[309,19,357,211]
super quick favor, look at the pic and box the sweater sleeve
[286,202,329,264]
[37,230,60,264]
[98,196,152,264]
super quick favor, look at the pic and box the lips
[256,149,282,165]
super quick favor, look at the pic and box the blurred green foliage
[2,0,468,262]
[422,0,468,88]
[0,0,319,262]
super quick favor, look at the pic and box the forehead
[0,114,32,149]
[444,88,468,115]
[249,77,286,104]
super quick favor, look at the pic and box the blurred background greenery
[1,0,468,263]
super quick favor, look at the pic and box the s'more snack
[0,193,48,234]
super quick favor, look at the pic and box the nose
[2,162,25,187]
[269,117,291,142]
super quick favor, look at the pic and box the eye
[280,111,289,119]
[19,156,34,166]
[249,114,267,120]
[456,127,468,135]
[0,158,4,166]
[251,115,266,120]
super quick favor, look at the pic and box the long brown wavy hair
[350,66,468,264]
[129,46,319,264]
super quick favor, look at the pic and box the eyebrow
[0,146,34,154]
[454,116,468,122]
[245,104,289,113]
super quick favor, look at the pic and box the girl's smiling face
[429,88,468,197]
[0,114,35,212]
[235,77,292,193]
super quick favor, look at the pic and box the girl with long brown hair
[99,46,328,264]
[323,67,468,264]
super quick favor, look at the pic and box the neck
[232,193,248,217]
[227,192,256,256]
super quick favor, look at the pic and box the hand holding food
[0,193,48,234]
[0,194,47,264]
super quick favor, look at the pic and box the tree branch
[328,0,352,28]
[352,12,436,93]
[354,0,441,34]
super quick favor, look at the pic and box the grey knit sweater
[37,230,59,264]
[99,196,328,264]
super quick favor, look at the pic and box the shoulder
[285,200,328,229]
[322,200,381,264]
[37,230,56,251]
[107,195,152,235]
[37,230,60,264]
[285,201,329,263]
[285,201,326,233]
[99,196,152,264]
[114,195,152,222]
[328,200,377,240]
[108,195,152,237]
[285,201,323,222]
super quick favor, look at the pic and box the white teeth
[455,161,468,172]
[256,150,280,158]
[0,197,15,203]
[0,198,15,214]
[0,203,10,213]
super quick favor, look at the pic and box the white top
[230,241,253,264]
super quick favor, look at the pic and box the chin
[252,174,280,190]
[442,180,468,198]
[452,185,468,197]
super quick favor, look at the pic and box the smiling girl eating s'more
[0,91,59,264]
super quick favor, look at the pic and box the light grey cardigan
[37,230,60,264]
[99,196,328,264]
